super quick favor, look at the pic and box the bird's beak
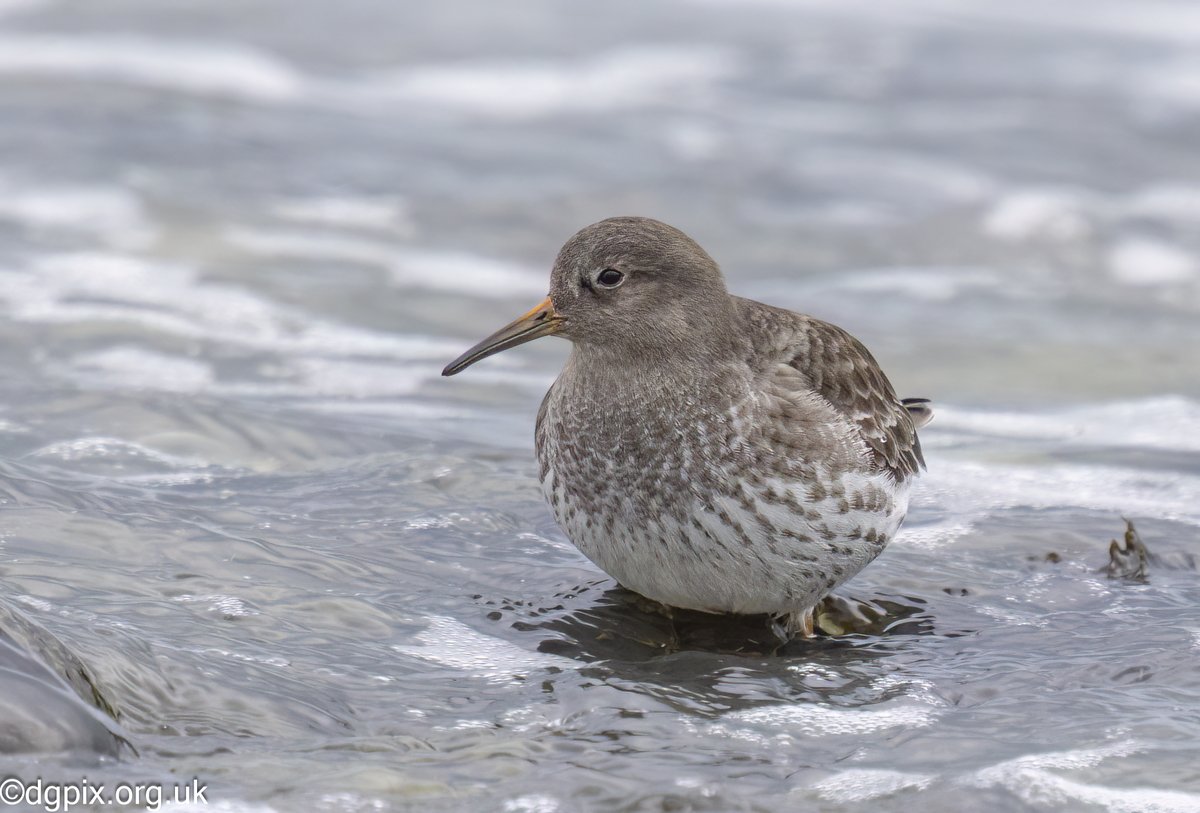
[442,296,563,376]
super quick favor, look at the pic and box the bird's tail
[902,397,933,429]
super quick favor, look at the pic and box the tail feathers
[902,397,933,429]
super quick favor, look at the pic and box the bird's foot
[772,595,920,642]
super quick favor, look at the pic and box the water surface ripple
[1,0,1198,811]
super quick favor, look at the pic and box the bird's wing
[777,315,926,481]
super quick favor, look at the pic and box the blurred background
[1,1,1198,811]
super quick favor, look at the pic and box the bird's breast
[533,372,912,614]
[535,373,751,515]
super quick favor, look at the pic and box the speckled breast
[534,372,910,616]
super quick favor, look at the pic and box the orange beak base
[442,297,562,376]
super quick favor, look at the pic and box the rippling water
[1,0,1199,810]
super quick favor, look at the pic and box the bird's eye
[596,268,624,288]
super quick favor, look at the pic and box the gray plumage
[444,216,930,637]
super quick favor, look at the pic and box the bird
[442,217,931,639]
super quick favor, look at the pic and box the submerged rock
[0,600,131,757]
[1103,519,1151,582]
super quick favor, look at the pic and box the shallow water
[1,0,1199,810]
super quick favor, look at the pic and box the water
[1,0,1198,810]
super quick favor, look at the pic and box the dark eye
[596,268,624,288]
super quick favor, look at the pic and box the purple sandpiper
[443,217,931,638]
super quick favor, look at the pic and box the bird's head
[442,217,733,376]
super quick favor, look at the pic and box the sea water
[1,0,1198,810]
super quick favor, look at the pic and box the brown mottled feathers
[738,298,928,482]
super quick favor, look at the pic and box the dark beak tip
[440,296,558,381]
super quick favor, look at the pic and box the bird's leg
[666,613,680,652]
[768,617,790,646]
[628,593,680,650]
[770,607,815,644]
[796,607,815,638]
[654,602,680,651]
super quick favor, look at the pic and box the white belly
[539,459,910,616]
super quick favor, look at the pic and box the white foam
[0,418,28,434]
[796,148,997,206]
[0,250,465,403]
[0,252,459,361]
[306,399,476,422]
[725,700,939,736]
[661,120,726,161]
[931,397,1200,454]
[311,795,389,813]
[918,457,1200,529]
[897,520,974,551]
[904,398,1200,550]
[983,189,1093,242]
[63,346,215,394]
[1107,238,1197,286]
[161,802,278,813]
[0,181,153,248]
[0,35,303,102]
[362,46,738,118]
[870,673,943,706]
[392,248,544,295]
[271,196,413,233]
[811,769,935,802]
[1014,774,1200,813]
[393,616,573,683]
[813,266,1004,302]
[1124,184,1200,223]
[174,595,256,618]
[283,358,427,398]
[974,740,1141,781]
[976,605,1051,629]
[27,436,207,468]
[502,795,561,813]
[979,182,1200,254]
[225,227,545,297]
[15,595,54,613]
[0,35,738,120]
[971,740,1200,813]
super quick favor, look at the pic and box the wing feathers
[769,312,927,480]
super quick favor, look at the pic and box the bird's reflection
[483,580,933,662]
